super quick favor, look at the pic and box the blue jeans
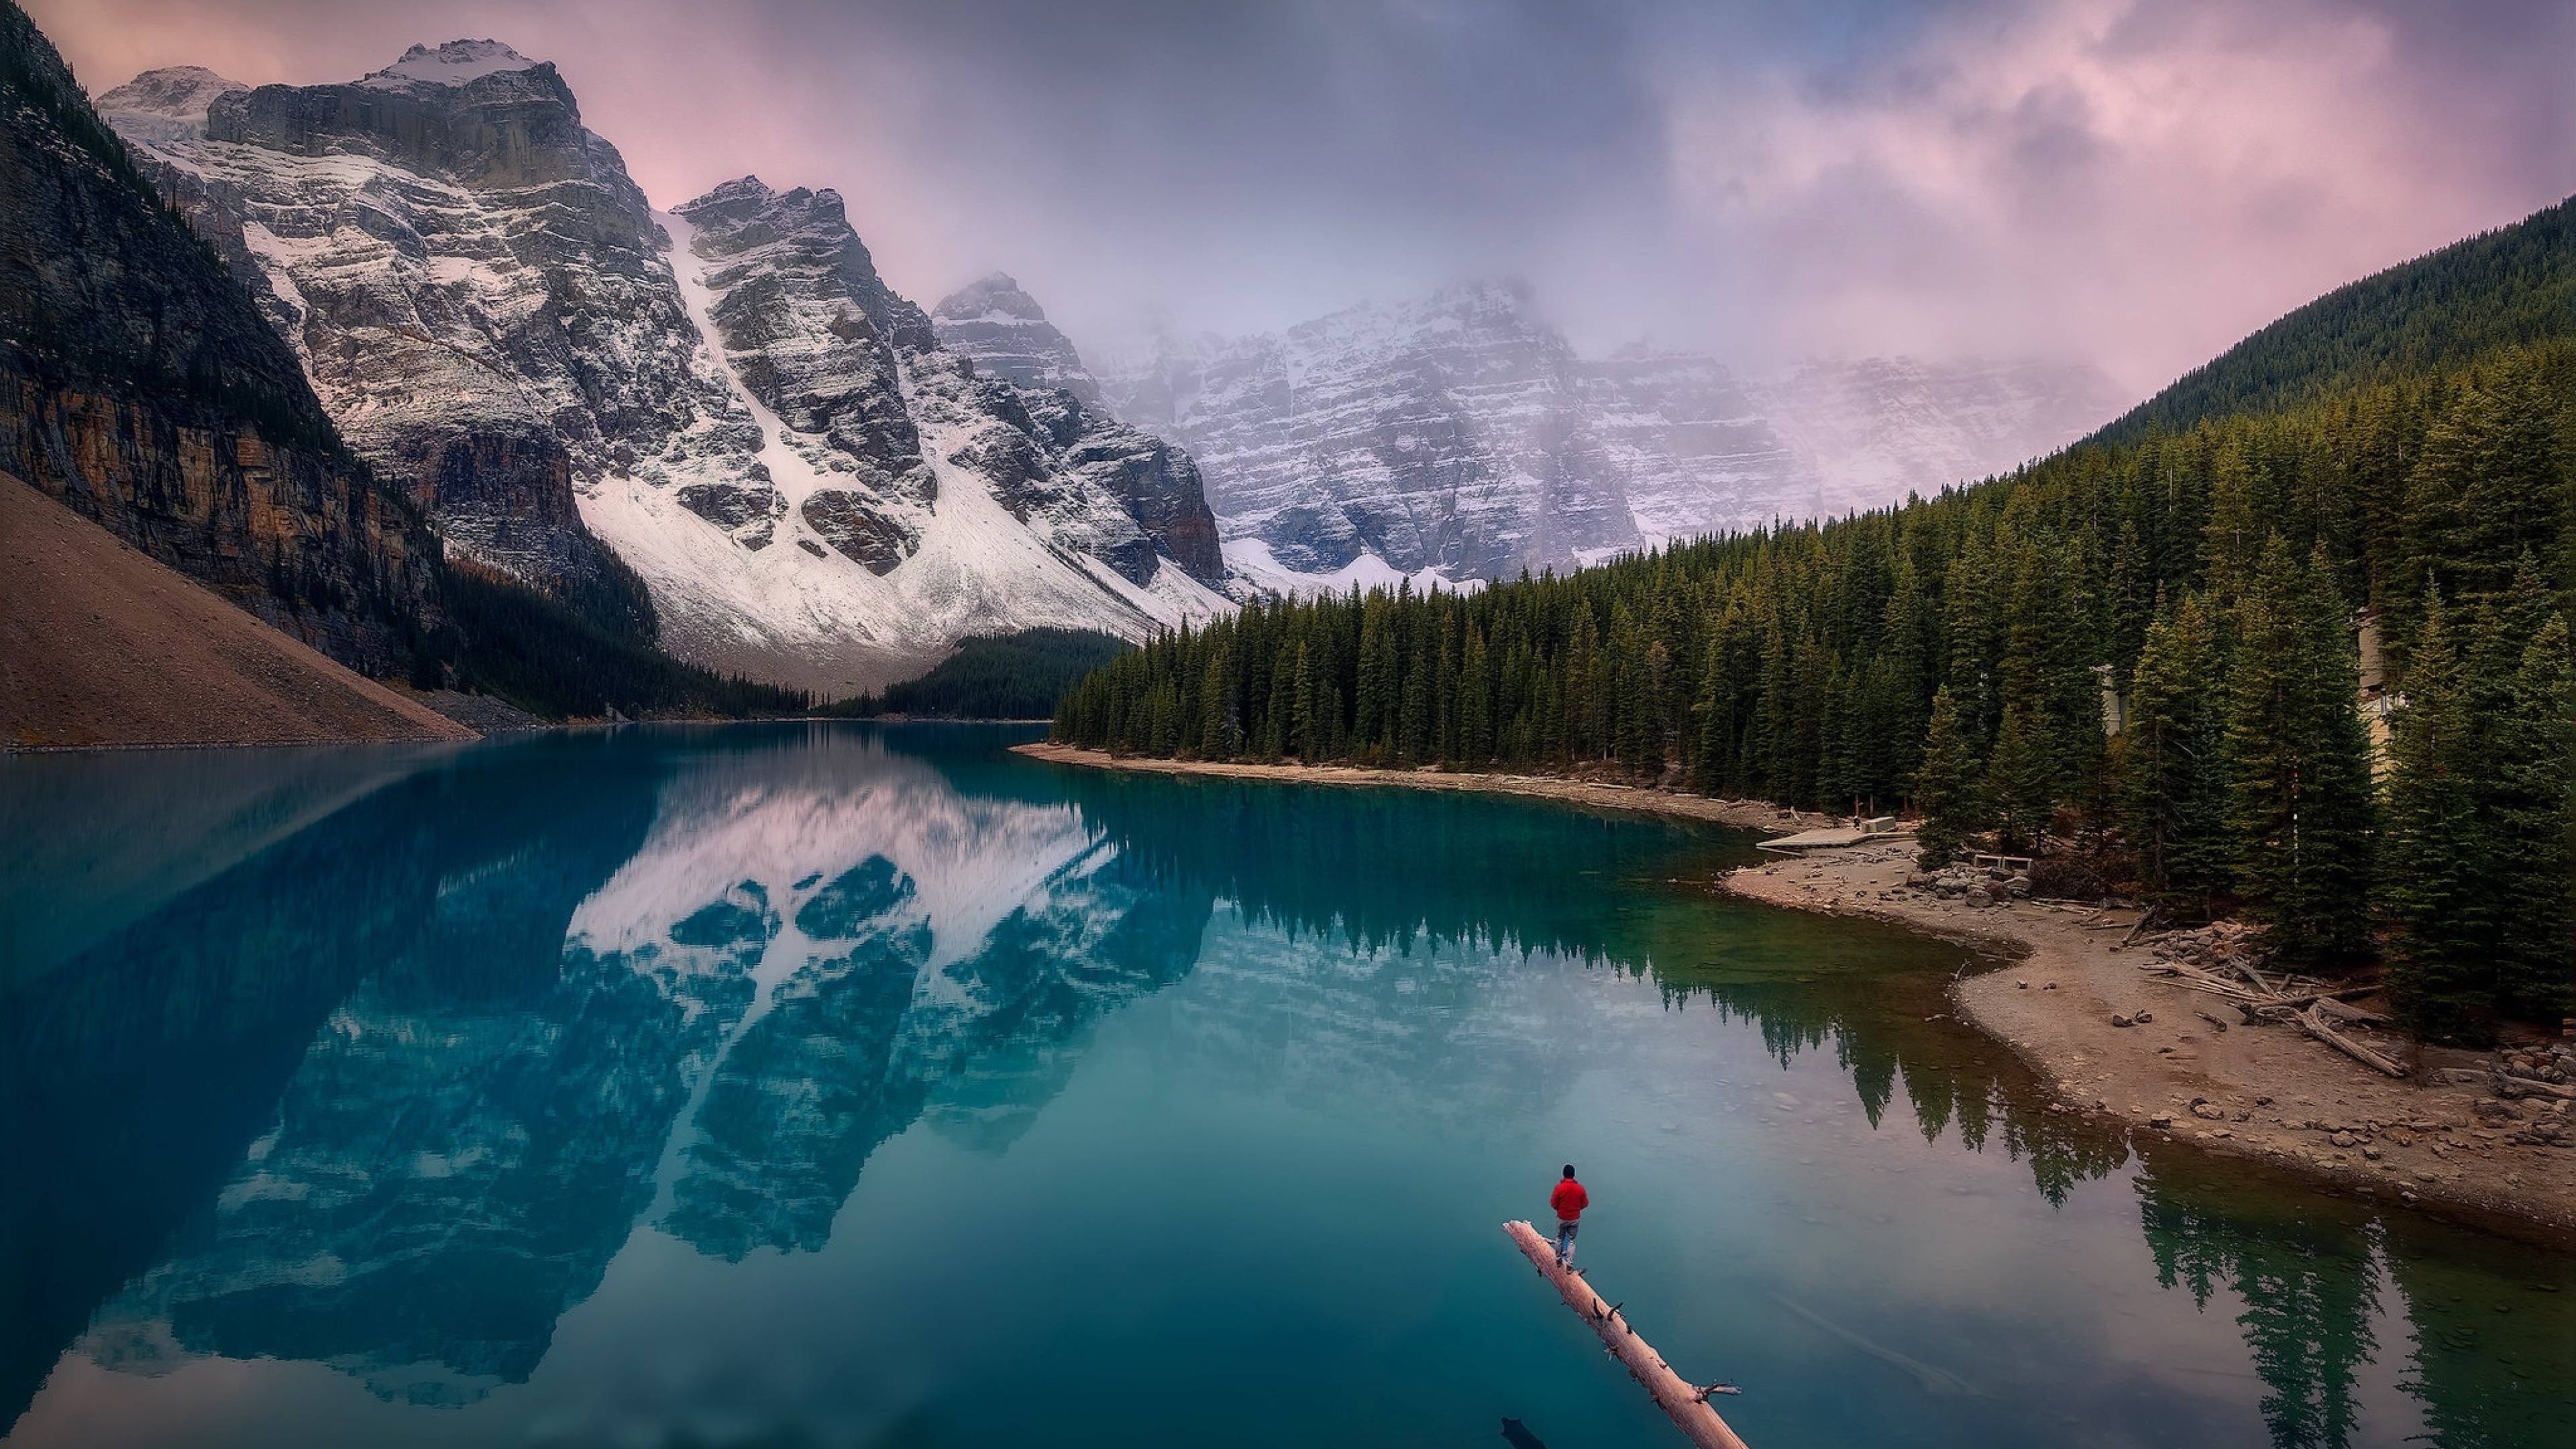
[1554,1219,1578,1264]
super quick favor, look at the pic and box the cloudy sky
[36,0,2574,396]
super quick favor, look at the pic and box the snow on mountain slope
[1099,283,2127,584]
[96,52,761,639]
[358,38,544,90]
[602,190,1225,690]
[90,64,241,143]
[100,48,1228,696]
[927,272,1228,586]
[1102,280,1642,581]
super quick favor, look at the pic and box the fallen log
[2295,1006,2408,1077]
[2501,1075,2576,1100]
[2263,983,2387,1012]
[1502,1221,1751,1449]
[2120,910,2159,949]
[2312,996,2390,1028]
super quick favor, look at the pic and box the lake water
[1,724,2566,1448]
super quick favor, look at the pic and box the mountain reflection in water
[1,724,2565,1448]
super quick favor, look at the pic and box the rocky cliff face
[1099,282,2125,586]
[930,272,1225,585]
[102,45,1230,692]
[97,40,734,639]
[0,3,441,673]
[931,272,1102,405]
[629,177,1228,689]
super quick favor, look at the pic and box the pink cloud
[1659,0,2573,391]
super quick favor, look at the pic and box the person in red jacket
[1549,1164,1589,1267]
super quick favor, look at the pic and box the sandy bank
[1722,839,2576,1241]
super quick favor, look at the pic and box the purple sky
[36,0,2575,394]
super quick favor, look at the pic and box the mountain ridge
[99,44,1230,695]
[1058,278,2122,586]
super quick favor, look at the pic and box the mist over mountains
[939,273,2121,588]
[80,30,2128,688]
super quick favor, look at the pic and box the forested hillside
[2097,196,2575,443]
[1055,197,2576,1042]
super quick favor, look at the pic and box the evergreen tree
[1198,637,1237,758]
[1459,623,1493,765]
[1986,702,2055,853]
[2380,597,2492,1038]
[2224,539,2375,965]
[1912,684,1985,869]
[2121,592,2232,911]
[2485,594,2575,1018]
[1399,637,1433,765]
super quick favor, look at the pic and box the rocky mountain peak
[93,65,244,144]
[684,173,778,212]
[359,39,541,91]
[931,272,1099,405]
[934,272,1043,322]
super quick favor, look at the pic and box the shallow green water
[1,723,2566,1448]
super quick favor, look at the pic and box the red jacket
[1550,1178,1589,1222]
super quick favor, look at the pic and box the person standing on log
[1550,1165,1589,1267]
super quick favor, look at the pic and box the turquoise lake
[1,723,2567,1448]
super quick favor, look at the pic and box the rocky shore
[1723,838,2576,1242]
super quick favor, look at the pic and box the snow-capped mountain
[1094,282,2125,586]
[98,44,1226,694]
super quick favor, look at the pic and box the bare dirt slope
[2,472,476,749]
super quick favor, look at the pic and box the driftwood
[2295,1006,2408,1077]
[2119,910,2159,949]
[2268,984,2386,1012]
[2139,956,2404,1079]
[2501,1075,2576,1100]
[1503,1221,1751,1449]
[2313,996,2390,1028]
[2139,961,2267,1004]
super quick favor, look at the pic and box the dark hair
[1562,1165,1576,1179]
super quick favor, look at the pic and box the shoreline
[1008,741,1805,832]
[1018,742,2576,1242]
